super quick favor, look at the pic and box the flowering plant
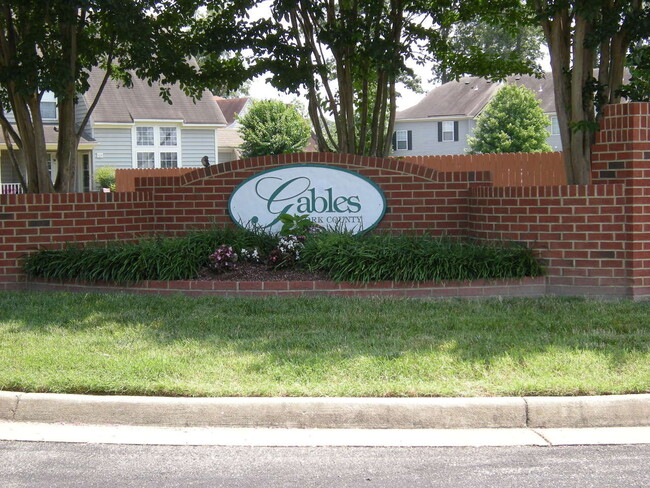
[208,245,238,272]
[267,234,305,268]
[239,247,262,263]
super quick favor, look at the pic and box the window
[160,127,177,146]
[46,153,57,182]
[550,116,560,135]
[40,92,57,120]
[438,120,458,142]
[132,125,180,168]
[160,152,178,168]
[136,127,154,146]
[442,121,455,141]
[396,130,408,150]
[137,152,155,168]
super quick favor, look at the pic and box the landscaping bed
[23,225,543,285]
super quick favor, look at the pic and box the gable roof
[397,73,556,120]
[85,68,227,125]
[214,97,250,125]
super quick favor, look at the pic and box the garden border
[21,276,546,299]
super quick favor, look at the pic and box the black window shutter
[392,131,397,150]
[438,122,442,142]
[454,121,459,141]
[407,131,412,150]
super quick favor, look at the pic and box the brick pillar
[592,103,650,299]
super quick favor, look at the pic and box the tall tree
[261,0,536,158]
[434,19,545,84]
[530,0,649,185]
[0,0,257,193]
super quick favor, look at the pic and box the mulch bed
[196,262,331,282]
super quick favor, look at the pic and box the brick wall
[0,153,490,290]
[2,103,650,298]
[0,192,154,290]
[468,102,650,299]
[132,152,491,235]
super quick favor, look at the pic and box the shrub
[94,167,116,191]
[23,227,543,284]
[23,226,276,283]
[301,232,543,283]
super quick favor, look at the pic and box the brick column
[592,103,650,299]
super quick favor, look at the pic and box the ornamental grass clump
[23,226,276,283]
[300,232,543,283]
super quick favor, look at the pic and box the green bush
[23,227,276,283]
[301,232,543,283]
[23,228,543,283]
[94,167,116,191]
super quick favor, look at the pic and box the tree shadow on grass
[1,292,650,395]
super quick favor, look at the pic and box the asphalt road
[2,441,650,487]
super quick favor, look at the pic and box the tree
[238,99,311,157]
[529,0,649,185]
[467,84,552,154]
[618,43,650,102]
[0,1,257,193]
[434,19,545,84]
[259,0,543,158]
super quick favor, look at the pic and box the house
[214,97,252,164]
[392,74,562,157]
[0,69,227,193]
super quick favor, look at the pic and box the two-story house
[392,74,562,157]
[0,69,227,193]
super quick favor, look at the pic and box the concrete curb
[1,391,649,429]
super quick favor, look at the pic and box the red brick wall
[0,192,154,289]
[0,153,490,289]
[2,104,650,299]
[468,102,650,299]
[132,152,491,235]
[592,103,650,299]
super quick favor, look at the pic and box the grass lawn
[1,292,649,398]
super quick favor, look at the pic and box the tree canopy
[434,19,545,84]
[468,83,552,154]
[529,0,650,184]
[257,0,540,158]
[238,99,311,157]
[0,0,259,193]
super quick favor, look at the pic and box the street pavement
[2,442,650,487]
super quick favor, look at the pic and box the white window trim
[41,91,58,121]
[131,124,182,168]
[550,116,560,135]
[396,130,408,150]
[442,121,455,142]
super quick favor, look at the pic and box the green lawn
[1,292,649,397]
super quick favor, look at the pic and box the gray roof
[0,125,95,145]
[397,74,557,120]
[214,97,250,125]
[85,68,227,125]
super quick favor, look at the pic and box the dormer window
[40,91,57,120]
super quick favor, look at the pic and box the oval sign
[228,164,386,235]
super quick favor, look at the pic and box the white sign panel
[228,165,386,235]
